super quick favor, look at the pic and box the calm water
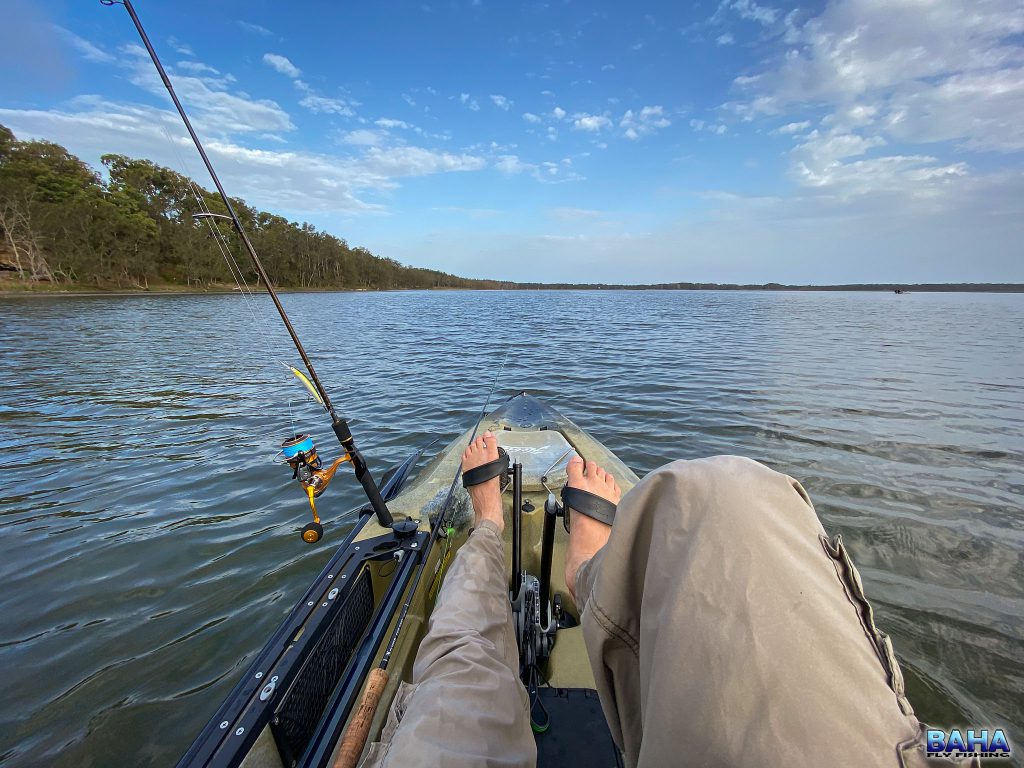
[0,290,1022,766]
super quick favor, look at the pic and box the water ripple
[0,289,1022,766]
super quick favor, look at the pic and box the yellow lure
[289,366,324,405]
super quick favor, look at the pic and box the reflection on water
[0,290,1022,766]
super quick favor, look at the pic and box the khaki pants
[362,456,974,768]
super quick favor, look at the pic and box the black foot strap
[561,486,617,527]
[462,447,510,488]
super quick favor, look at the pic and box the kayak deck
[182,394,636,768]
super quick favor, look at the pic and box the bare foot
[461,431,505,532]
[564,455,620,602]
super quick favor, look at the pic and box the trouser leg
[575,455,944,768]
[364,520,536,768]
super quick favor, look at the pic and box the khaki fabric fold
[360,520,535,768]
[575,455,975,768]
[365,456,975,768]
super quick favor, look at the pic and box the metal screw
[327,574,333,579]
[255,672,263,679]
[235,727,245,736]
[308,601,314,606]
[322,602,328,607]
[341,574,347,579]
[220,721,229,730]
[354,546,360,551]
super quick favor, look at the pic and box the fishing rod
[334,352,508,768]
[103,0,393,540]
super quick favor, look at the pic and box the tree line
[0,124,505,291]
[3,125,1019,294]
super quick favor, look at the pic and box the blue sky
[1,0,1022,283]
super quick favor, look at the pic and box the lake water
[0,290,1022,766]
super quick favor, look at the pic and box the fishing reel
[280,433,351,544]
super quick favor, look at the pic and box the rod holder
[539,494,559,628]
[511,461,523,596]
[333,418,393,528]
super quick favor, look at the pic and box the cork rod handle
[333,667,390,768]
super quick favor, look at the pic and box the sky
[0,0,1022,284]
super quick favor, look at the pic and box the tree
[0,123,499,291]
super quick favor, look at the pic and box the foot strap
[462,447,510,488]
[561,486,617,527]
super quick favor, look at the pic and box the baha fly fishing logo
[926,728,1011,760]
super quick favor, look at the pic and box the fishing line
[385,348,509,665]
[160,124,324,456]
[334,350,509,768]
[160,126,288,367]
[157,128,314,472]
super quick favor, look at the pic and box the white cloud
[716,0,779,27]
[716,33,735,46]
[690,118,728,136]
[601,64,616,71]
[298,95,354,116]
[883,69,1024,152]
[729,0,1024,129]
[341,129,385,146]
[262,53,301,79]
[0,101,487,216]
[177,61,220,75]
[773,120,811,135]
[573,113,612,132]
[621,105,671,139]
[237,21,272,36]
[552,106,567,120]
[722,0,1024,207]
[522,112,542,124]
[547,207,602,220]
[490,94,512,110]
[492,154,582,183]
[459,93,480,111]
[362,146,486,176]
[123,52,293,134]
[495,154,528,174]
[375,118,410,129]
[167,37,195,57]
[53,26,113,63]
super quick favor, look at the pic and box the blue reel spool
[281,433,316,462]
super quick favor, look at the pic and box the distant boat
[894,288,906,294]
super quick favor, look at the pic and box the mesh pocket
[272,568,375,766]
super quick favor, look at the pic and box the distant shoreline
[2,281,1023,297]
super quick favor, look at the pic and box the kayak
[97,10,634,764]
[178,393,637,768]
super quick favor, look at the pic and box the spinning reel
[280,433,350,543]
